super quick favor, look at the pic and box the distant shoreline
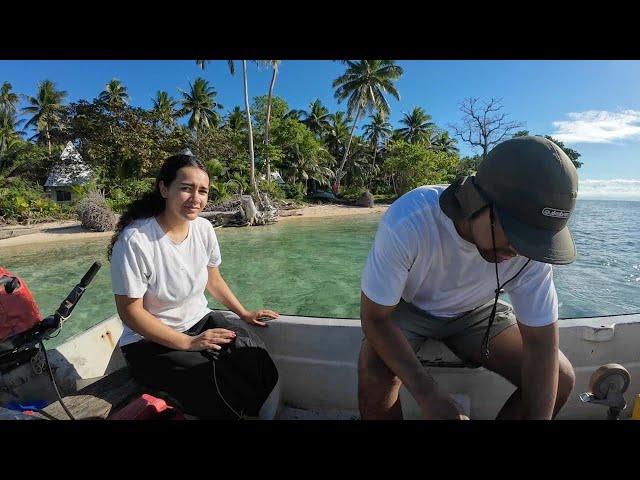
[0,203,389,248]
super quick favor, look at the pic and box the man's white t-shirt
[110,216,222,346]
[361,186,558,327]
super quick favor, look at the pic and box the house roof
[44,142,92,188]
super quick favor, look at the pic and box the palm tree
[324,111,351,161]
[362,113,392,180]
[332,60,403,191]
[197,60,236,75]
[0,111,23,159]
[98,78,130,111]
[283,109,305,121]
[225,106,245,131]
[430,131,459,154]
[177,77,223,132]
[0,82,20,115]
[22,79,67,154]
[261,60,281,184]
[152,91,178,126]
[398,107,435,144]
[196,59,259,193]
[0,83,23,157]
[301,99,331,137]
[284,143,334,193]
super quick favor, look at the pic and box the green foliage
[280,182,305,200]
[105,178,154,212]
[0,178,62,223]
[340,185,368,202]
[383,141,458,196]
[258,180,285,201]
[209,180,232,202]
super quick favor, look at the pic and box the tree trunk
[368,143,377,189]
[335,103,362,193]
[264,65,278,185]
[46,125,51,155]
[243,60,258,193]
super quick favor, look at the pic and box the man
[358,136,577,420]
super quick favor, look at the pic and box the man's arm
[519,321,559,419]
[361,291,466,420]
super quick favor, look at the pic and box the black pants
[121,311,279,420]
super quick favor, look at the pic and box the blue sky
[3,60,640,200]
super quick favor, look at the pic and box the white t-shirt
[110,216,222,346]
[361,186,558,327]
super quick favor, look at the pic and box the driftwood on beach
[199,195,278,228]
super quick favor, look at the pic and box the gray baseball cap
[474,136,578,265]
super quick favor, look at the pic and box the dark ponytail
[108,153,208,260]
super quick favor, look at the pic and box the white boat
[1,309,638,420]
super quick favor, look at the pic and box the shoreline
[0,204,389,248]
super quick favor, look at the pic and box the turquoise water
[1,200,639,347]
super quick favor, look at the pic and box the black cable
[210,357,243,420]
[39,341,75,420]
[481,206,531,358]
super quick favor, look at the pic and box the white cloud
[579,179,640,201]
[551,110,640,144]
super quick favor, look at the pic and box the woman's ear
[159,181,168,199]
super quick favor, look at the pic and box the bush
[340,185,368,203]
[77,190,117,232]
[280,182,305,201]
[258,180,285,201]
[0,178,64,224]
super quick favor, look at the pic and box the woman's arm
[115,295,236,351]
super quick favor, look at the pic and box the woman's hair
[107,153,208,260]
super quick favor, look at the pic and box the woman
[108,152,279,419]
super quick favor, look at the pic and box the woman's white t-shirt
[110,216,222,346]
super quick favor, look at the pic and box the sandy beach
[0,204,389,248]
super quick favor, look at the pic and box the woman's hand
[186,328,236,351]
[240,309,280,327]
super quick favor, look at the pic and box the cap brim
[495,206,576,265]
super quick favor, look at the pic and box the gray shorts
[390,299,517,366]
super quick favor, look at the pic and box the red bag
[110,394,186,420]
[0,267,41,343]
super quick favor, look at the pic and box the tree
[98,79,130,111]
[456,154,482,176]
[0,83,23,159]
[362,113,392,186]
[0,82,20,115]
[398,107,435,144]
[383,141,458,196]
[177,77,223,132]
[332,60,403,191]
[430,131,459,154]
[22,79,68,154]
[451,97,524,162]
[261,60,281,184]
[544,135,583,169]
[324,111,351,162]
[301,99,331,137]
[271,118,334,193]
[225,106,246,132]
[152,91,178,127]
[196,59,260,193]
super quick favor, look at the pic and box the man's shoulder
[384,185,447,230]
